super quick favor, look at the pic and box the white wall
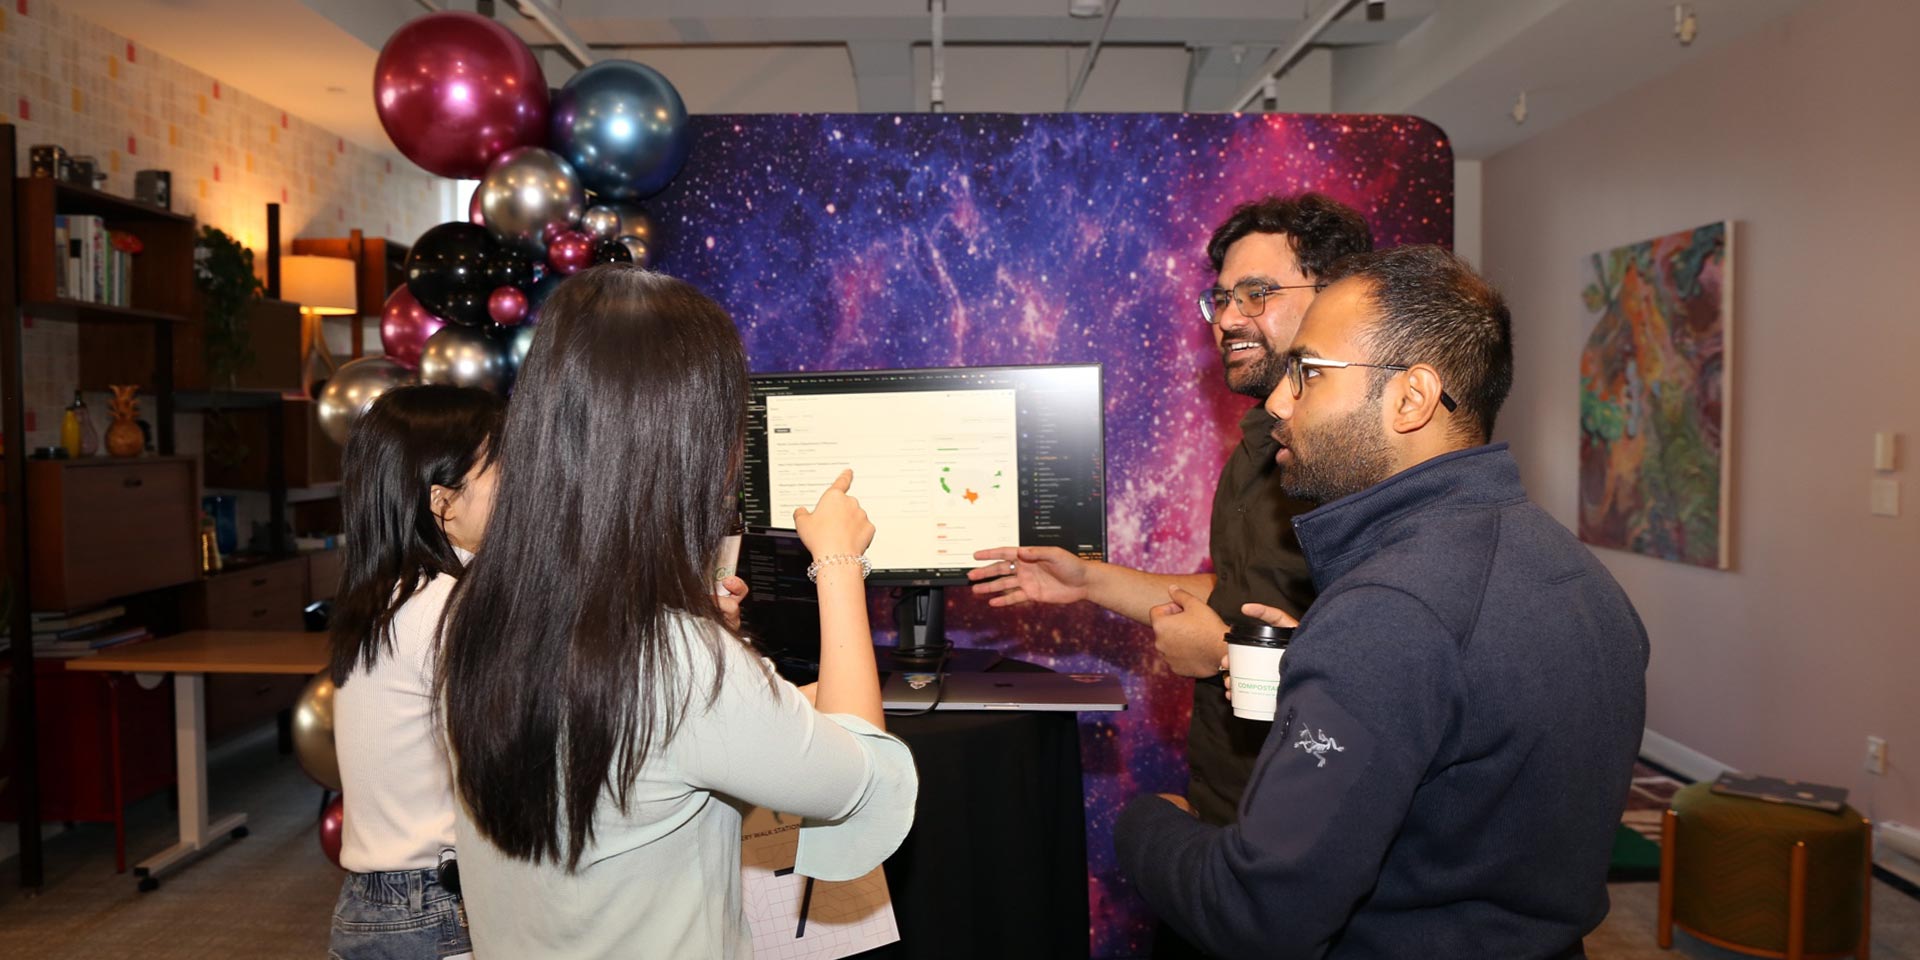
[1481,0,1917,826]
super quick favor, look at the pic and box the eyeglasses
[1282,355,1459,413]
[1197,280,1326,324]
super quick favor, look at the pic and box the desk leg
[130,672,249,891]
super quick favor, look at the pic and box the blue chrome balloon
[524,271,566,324]
[502,323,537,388]
[549,60,690,201]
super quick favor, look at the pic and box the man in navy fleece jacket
[1116,245,1648,959]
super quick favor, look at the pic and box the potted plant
[194,226,264,390]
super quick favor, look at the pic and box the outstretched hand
[967,545,1092,607]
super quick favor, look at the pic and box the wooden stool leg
[1658,809,1677,949]
[1859,818,1872,960]
[1787,840,1808,960]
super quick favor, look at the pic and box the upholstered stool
[1658,782,1873,959]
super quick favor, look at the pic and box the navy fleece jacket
[1116,444,1649,960]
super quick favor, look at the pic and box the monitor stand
[887,586,1001,673]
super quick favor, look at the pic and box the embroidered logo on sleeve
[1292,722,1346,768]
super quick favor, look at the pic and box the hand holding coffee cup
[1224,622,1290,721]
[1227,602,1301,721]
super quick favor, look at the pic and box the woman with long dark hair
[439,265,915,957]
[327,384,504,959]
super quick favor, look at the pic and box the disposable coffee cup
[1225,623,1291,721]
[713,534,743,596]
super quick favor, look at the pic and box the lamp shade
[281,254,358,315]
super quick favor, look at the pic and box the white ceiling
[60,0,1810,163]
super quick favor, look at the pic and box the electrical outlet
[1866,736,1888,776]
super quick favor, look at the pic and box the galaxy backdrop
[645,113,1453,956]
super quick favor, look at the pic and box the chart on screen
[766,388,1020,572]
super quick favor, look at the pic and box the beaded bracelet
[806,553,872,582]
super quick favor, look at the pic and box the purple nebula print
[646,112,1452,956]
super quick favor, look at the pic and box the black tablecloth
[859,659,1090,960]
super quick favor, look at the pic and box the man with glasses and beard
[970,194,1372,832]
[1114,246,1649,960]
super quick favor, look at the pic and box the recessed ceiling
[55,0,1811,165]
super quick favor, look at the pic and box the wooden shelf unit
[2,124,201,890]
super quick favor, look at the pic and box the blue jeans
[329,867,471,960]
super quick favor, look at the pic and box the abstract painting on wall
[1578,220,1734,569]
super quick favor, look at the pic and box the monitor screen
[742,364,1107,585]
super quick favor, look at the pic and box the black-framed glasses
[1282,355,1458,413]
[1197,280,1326,324]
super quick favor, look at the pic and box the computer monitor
[740,363,1107,659]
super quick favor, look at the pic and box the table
[67,629,325,890]
[862,658,1093,960]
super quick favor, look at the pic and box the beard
[1221,340,1284,399]
[1274,403,1396,505]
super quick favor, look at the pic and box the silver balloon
[292,673,341,791]
[582,201,654,245]
[316,357,415,447]
[580,204,624,241]
[419,325,512,394]
[616,235,653,268]
[477,146,586,257]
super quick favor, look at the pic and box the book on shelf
[29,626,150,658]
[30,604,127,632]
[47,215,133,307]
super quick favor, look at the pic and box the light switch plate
[1875,432,1899,472]
[1871,478,1900,517]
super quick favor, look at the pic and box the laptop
[882,670,1126,712]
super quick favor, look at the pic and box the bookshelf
[3,123,199,889]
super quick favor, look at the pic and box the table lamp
[279,254,357,386]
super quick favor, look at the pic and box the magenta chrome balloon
[374,11,549,179]
[379,285,449,370]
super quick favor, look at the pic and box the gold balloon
[292,673,342,791]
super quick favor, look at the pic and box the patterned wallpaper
[0,0,445,450]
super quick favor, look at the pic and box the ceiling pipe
[1064,0,1120,111]
[1230,0,1362,112]
[410,0,440,10]
[504,0,597,69]
[930,0,946,113]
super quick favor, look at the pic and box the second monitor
[741,363,1107,658]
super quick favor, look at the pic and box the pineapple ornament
[106,385,145,458]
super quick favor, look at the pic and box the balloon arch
[320,10,687,442]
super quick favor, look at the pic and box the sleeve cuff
[793,714,919,881]
[1115,795,1219,925]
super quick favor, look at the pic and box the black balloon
[485,251,535,291]
[406,222,497,326]
[591,239,634,265]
